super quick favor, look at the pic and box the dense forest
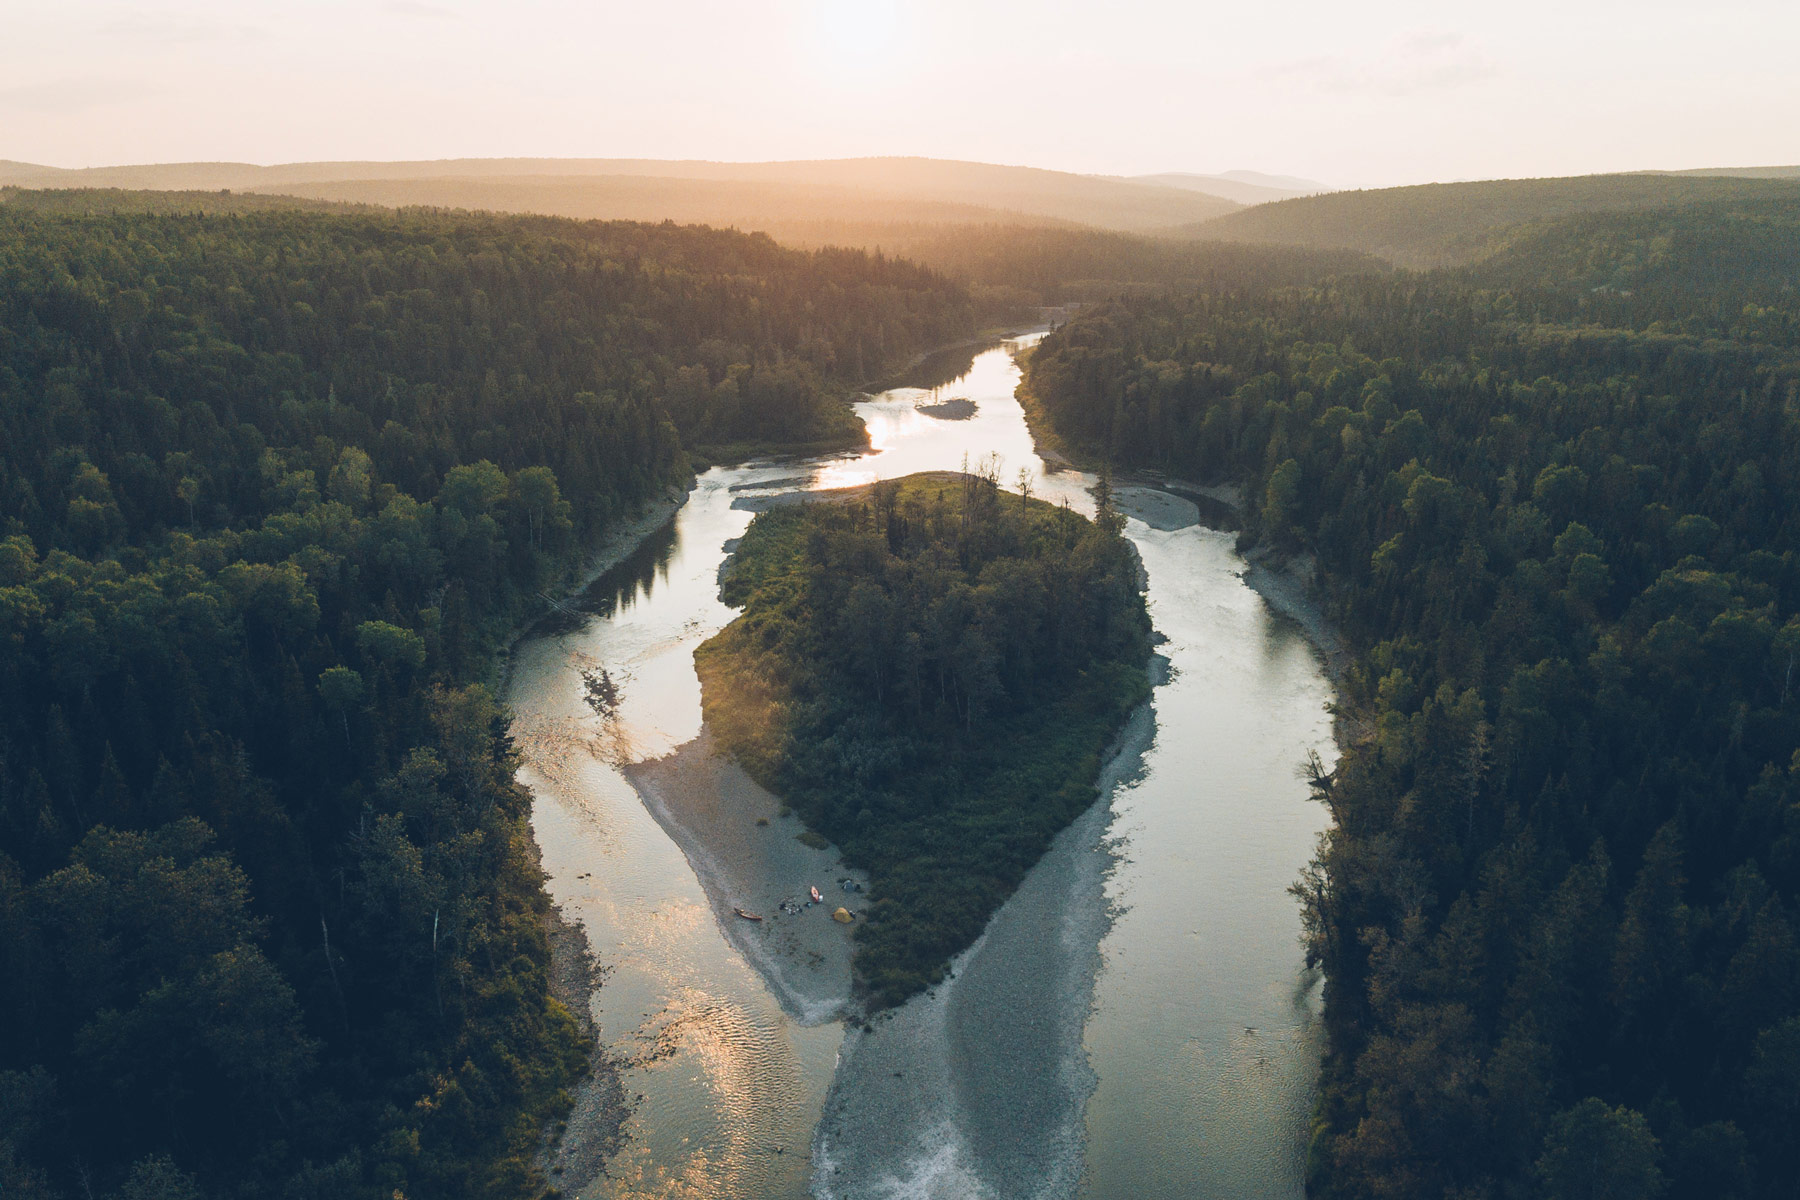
[694,470,1151,1005]
[885,225,1379,309]
[1024,193,1800,1198]
[0,198,978,1198]
[1188,173,1800,268]
[0,187,1376,318]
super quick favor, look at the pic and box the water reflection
[527,517,682,639]
[871,338,993,392]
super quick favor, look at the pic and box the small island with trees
[694,469,1152,1006]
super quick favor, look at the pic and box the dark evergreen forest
[855,225,1380,308]
[0,198,975,1199]
[1188,173,1800,268]
[1023,192,1800,1198]
[9,176,1799,1199]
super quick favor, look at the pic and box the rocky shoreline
[537,903,631,1194]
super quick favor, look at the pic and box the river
[508,334,1336,1198]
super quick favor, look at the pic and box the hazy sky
[4,0,1796,189]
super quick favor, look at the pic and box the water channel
[509,334,1335,1198]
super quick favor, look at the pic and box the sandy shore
[1135,474,1244,515]
[1113,484,1201,531]
[625,733,870,1025]
[811,700,1158,1200]
[580,482,692,579]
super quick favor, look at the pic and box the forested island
[1023,190,1800,1198]
[694,470,1151,1005]
[0,196,978,1198]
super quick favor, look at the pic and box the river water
[510,335,1335,1198]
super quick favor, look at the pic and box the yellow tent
[832,907,853,923]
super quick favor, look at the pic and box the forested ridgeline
[1,187,1380,321]
[0,188,979,452]
[1469,192,1800,319]
[1184,172,1800,268]
[897,226,1381,311]
[756,224,1382,307]
[1022,198,1800,1198]
[694,471,1151,1006]
[0,155,1244,234]
[0,201,978,1198]
[0,186,361,216]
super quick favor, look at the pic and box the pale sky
[3,0,1796,189]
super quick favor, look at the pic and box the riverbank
[865,323,1049,392]
[515,483,691,1191]
[537,903,630,1193]
[811,694,1158,1199]
[561,483,694,606]
[1240,544,1348,684]
[625,732,870,1025]
[1108,480,1346,682]
[498,482,692,689]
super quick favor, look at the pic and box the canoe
[733,907,763,922]
[810,886,823,903]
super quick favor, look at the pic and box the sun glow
[803,0,909,81]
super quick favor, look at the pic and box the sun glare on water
[810,401,932,490]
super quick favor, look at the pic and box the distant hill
[1646,164,1800,179]
[883,225,1381,302]
[0,185,358,216]
[238,174,1051,233]
[0,185,1376,311]
[1471,190,1800,308]
[1129,170,1331,205]
[0,156,1241,234]
[1213,169,1333,192]
[1177,172,1800,267]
